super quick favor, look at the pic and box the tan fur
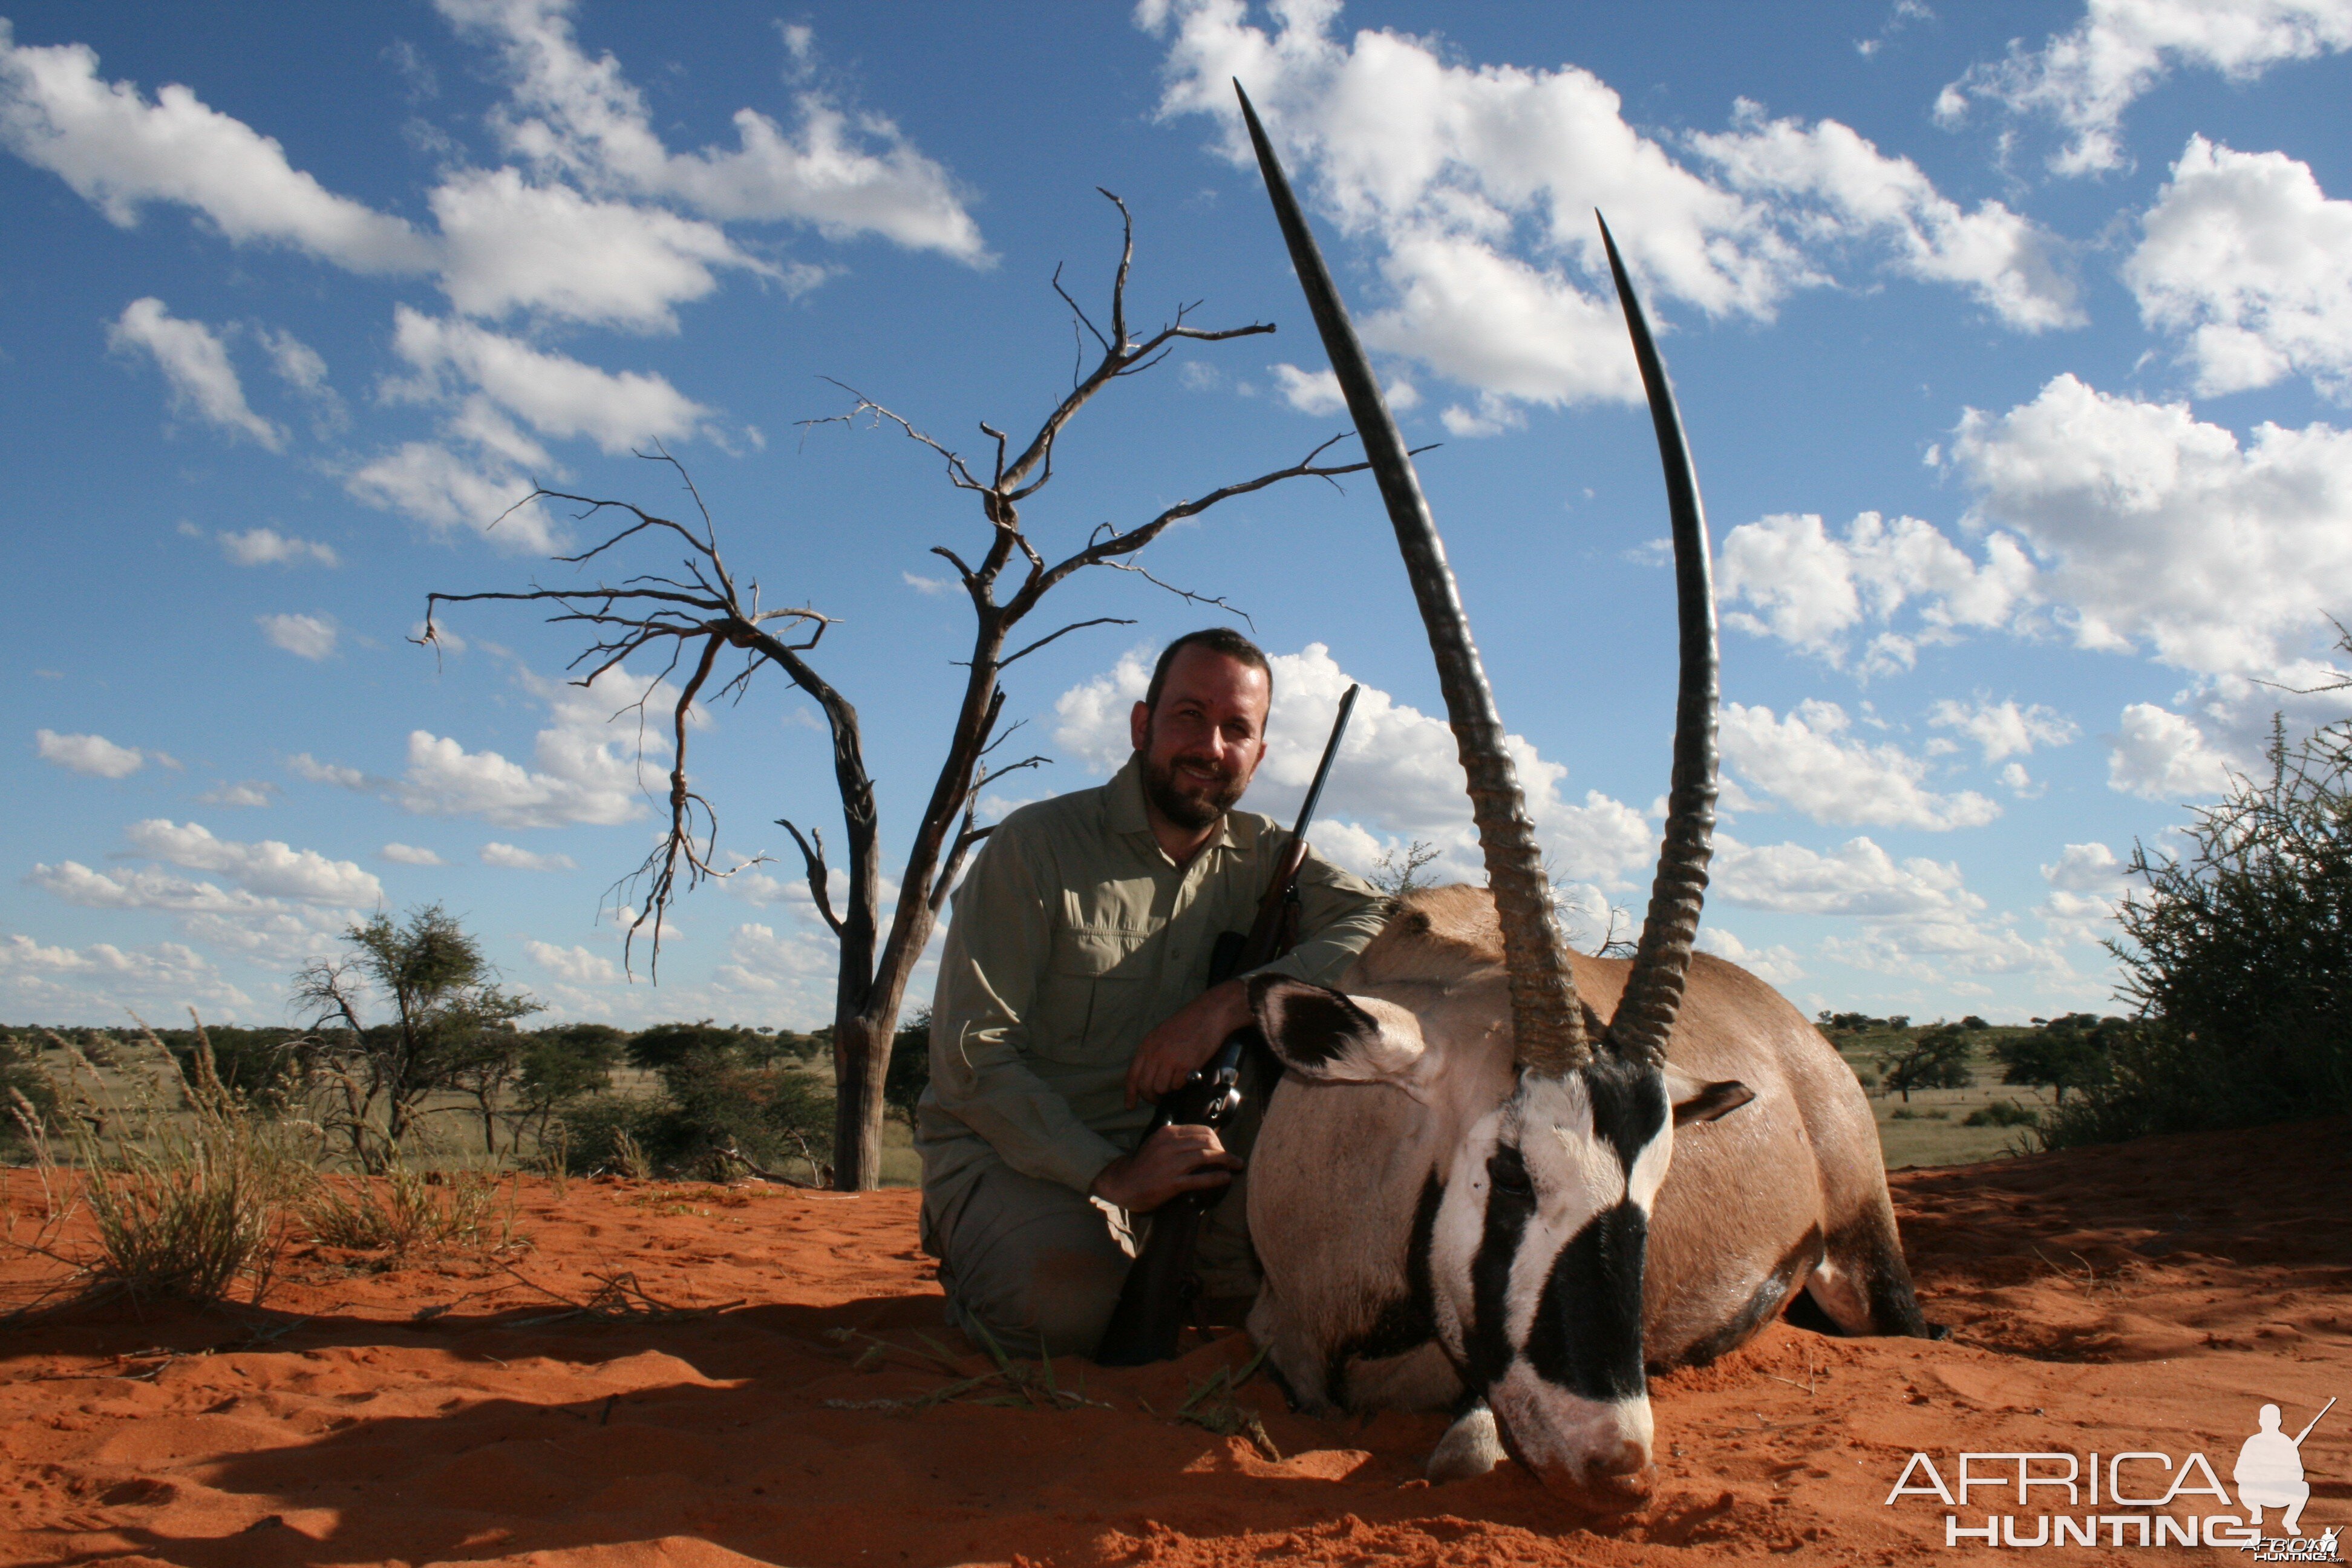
[1250,885,1923,1412]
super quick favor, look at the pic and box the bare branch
[998,617,1136,669]
[930,818,993,914]
[777,818,844,937]
[1100,187,1134,352]
[1019,434,1376,607]
[1051,262,1111,358]
[800,379,986,492]
[1097,555,1254,629]
[619,633,727,980]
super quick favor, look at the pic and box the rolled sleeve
[928,825,1126,1194]
[1250,844,1390,989]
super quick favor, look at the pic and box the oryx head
[1238,82,1729,1497]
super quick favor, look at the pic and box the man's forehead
[1159,647,1270,710]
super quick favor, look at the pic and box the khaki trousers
[926,1085,1265,1360]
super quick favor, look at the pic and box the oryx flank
[1230,85,1936,1498]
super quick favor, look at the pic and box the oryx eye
[1487,1146,1533,1199]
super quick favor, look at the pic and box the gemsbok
[1229,82,1938,1498]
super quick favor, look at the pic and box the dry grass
[298,1163,519,1258]
[11,1021,309,1312]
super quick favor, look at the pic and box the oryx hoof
[1426,1401,1506,1483]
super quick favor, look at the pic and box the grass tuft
[298,1163,515,1258]
[45,1017,307,1307]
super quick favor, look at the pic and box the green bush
[1962,1099,2039,1128]
[1876,1025,1973,1102]
[2048,716,2352,1149]
[150,1024,301,1100]
[1993,1013,2122,1104]
[887,1009,932,1126]
[627,1019,762,1071]
[554,1038,834,1180]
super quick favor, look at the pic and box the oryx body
[1246,884,1927,1445]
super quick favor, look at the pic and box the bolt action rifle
[1094,683,1359,1366]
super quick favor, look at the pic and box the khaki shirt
[916,754,1388,1211]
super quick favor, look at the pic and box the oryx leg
[1426,1394,1506,1483]
[1796,1204,1936,1339]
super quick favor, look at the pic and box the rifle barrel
[2293,1396,2336,1446]
[1291,684,1359,840]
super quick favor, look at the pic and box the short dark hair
[1143,627,1272,713]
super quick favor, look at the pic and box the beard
[1143,748,1248,831]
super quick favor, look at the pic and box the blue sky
[6,0,2350,1031]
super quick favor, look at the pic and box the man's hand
[1089,1123,1241,1214]
[1125,977,1252,1108]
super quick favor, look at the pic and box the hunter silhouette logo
[2236,1399,2332,1538]
[1881,1396,2339,1555]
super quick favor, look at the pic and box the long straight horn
[1595,213,1719,1068]
[1236,80,1589,1074]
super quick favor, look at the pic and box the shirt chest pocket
[1026,927,1152,1064]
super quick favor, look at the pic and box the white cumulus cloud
[387,305,710,454]
[344,439,558,555]
[36,727,144,778]
[524,938,616,983]
[196,780,278,808]
[1721,700,2001,830]
[1141,0,2074,430]
[219,527,338,567]
[2038,840,2134,943]
[0,22,435,270]
[1717,509,2033,672]
[427,165,771,332]
[2126,136,2352,402]
[1926,697,2079,763]
[436,0,986,261]
[1727,376,2352,684]
[1936,0,2352,177]
[391,664,682,829]
[257,612,338,660]
[1953,373,2352,676]
[0,932,252,1018]
[482,841,577,872]
[381,843,446,866]
[120,818,382,904]
[2108,701,2238,800]
[108,298,282,449]
[27,860,351,967]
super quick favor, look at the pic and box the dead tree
[423,193,1370,1189]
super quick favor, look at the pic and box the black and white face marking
[1428,1053,1673,1492]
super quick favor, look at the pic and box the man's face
[1129,647,1271,832]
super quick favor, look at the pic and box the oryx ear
[1249,975,1426,1085]
[1665,1068,1755,1126]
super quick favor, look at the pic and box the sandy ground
[2,1119,2346,1567]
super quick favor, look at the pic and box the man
[916,628,1388,1357]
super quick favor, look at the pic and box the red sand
[3,1119,2346,1567]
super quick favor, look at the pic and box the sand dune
[4,1118,2345,1566]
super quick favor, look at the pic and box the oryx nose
[1586,1440,1654,1501]
[1595,1438,1649,1479]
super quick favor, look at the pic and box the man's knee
[933,1165,1135,1358]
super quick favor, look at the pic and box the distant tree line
[1806,699,2352,1151]
[1,903,947,1182]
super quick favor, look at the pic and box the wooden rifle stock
[1094,686,1357,1365]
